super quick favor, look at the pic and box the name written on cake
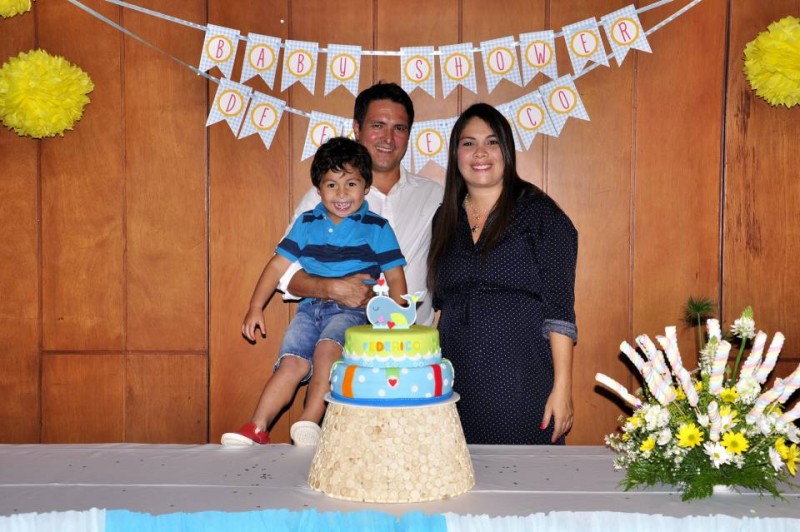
[363,340,421,353]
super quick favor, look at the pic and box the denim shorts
[275,298,367,382]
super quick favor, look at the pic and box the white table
[1,444,799,530]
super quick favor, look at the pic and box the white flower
[757,413,778,436]
[735,376,761,402]
[657,429,672,446]
[730,309,756,340]
[720,413,735,432]
[643,405,670,430]
[786,423,800,444]
[769,447,785,472]
[732,454,745,469]
[696,413,710,428]
[699,337,719,373]
[703,442,732,468]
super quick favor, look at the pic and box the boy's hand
[242,308,266,342]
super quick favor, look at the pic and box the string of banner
[66,0,702,171]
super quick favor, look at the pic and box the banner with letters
[67,0,701,170]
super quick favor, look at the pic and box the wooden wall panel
[3,0,799,445]
[41,354,125,443]
[724,0,800,358]
[39,1,125,351]
[125,1,208,352]
[208,0,292,443]
[633,1,726,357]
[126,353,207,442]
[548,0,635,444]
[0,13,39,443]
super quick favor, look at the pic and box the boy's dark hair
[353,82,415,130]
[310,137,373,188]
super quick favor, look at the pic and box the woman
[427,103,578,445]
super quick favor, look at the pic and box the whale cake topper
[366,278,425,330]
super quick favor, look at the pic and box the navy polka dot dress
[433,190,578,445]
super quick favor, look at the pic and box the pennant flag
[410,118,455,172]
[206,79,253,136]
[400,46,436,97]
[539,75,589,136]
[480,36,522,93]
[439,43,477,97]
[562,18,609,75]
[340,119,355,141]
[506,91,558,147]
[281,40,319,94]
[496,102,526,152]
[325,44,362,96]
[199,24,240,79]
[240,33,282,88]
[238,92,286,150]
[302,112,345,161]
[600,4,652,66]
[519,31,558,84]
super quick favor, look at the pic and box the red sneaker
[221,422,270,446]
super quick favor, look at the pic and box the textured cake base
[308,398,475,503]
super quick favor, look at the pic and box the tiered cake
[308,281,474,503]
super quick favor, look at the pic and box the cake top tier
[366,279,425,330]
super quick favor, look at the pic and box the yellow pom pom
[0,0,32,18]
[0,49,94,138]
[744,16,800,108]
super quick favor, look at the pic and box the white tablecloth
[1,444,798,530]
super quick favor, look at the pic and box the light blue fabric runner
[106,509,447,532]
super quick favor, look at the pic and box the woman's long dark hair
[427,103,540,297]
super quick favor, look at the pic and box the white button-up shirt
[278,167,443,325]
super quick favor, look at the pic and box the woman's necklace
[464,193,488,234]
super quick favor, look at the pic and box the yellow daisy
[674,386,686,401]
[721,431,750,455]
[719,405,739,422]
[719,387,739,403]
[640,438,656,452]
[776,437,789,459]
[785,444,799,476]
[677,423,704,448]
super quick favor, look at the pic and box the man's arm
[287,270,373,308]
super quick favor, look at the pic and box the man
[278,82,443,325]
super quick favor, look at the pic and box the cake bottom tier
[308,399,475,503]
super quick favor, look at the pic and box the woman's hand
[543,331,574,442]
[542,385,573,443]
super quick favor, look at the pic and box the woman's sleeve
[534,198,578,344]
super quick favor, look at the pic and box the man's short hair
[353,82,415,130]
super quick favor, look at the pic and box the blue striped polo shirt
[276,201,406,280]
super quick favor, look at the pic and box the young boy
[222,137,408,447]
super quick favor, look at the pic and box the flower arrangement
[0,0,32,18]
[0,49,94,138]
[743,16,800,108]
[596,304,800,500]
